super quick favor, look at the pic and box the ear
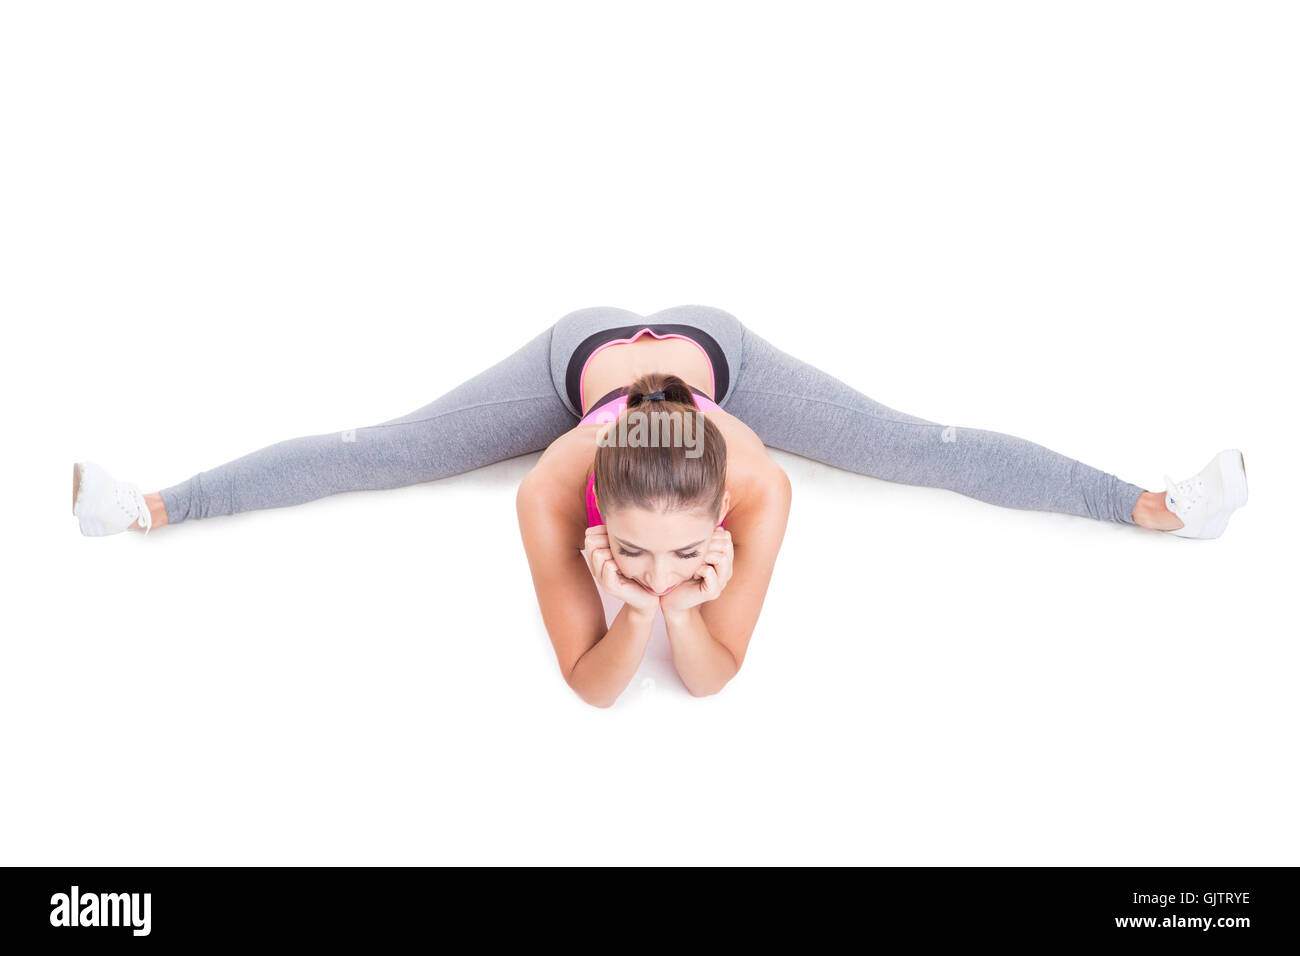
[718,488,732,523]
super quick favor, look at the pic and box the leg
[155,325,577,524]
[723,325,1151,526]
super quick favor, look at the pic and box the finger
[601,555,634,591]
[601,558,620,587]
[584,537,610,565]
[701,547,729,569]
[699,564,720,596]
[709,559,732,590]
[607,563,650,603]
[597,550,619,581]
[713,530,734,558]
[601,558,632,596]
[588,545,613,579]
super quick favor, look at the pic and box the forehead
[606,506,714,549]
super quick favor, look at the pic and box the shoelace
[1163,472,1205,519]
[132,485,152,535]
[115,482,152,536]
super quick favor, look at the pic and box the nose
[644,560,669,591]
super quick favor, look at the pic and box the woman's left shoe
[73,460,153,536]
[1162,449,1248,540]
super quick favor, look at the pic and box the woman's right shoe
[73,461,153,536]
[1162,449,1248,540]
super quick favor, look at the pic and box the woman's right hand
[582,525,661,614]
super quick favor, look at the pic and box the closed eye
[619,547,700,560]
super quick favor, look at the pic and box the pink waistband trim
[579,390,722,426]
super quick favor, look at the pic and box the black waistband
[581,384,713,419]
[566,323,730,417]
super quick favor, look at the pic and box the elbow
[575,685,617,709]
[687,662,741,699]
[565,668,618,709]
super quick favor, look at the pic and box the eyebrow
[612,535,708,553]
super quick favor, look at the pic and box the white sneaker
[1163,449,1248,540]
[72,461,152,536]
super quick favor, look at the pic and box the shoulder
[514,451,609,691]
[517,425,599,526]
[705,407,781,470]
[726,448,792,526]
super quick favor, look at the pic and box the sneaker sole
[1187,450,1248,539]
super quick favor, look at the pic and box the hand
[582,525,661,614]
[659,527,734,615]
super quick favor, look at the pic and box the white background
[3,1,1295,865]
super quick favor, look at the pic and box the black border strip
[565,323,730,416]
[3,866,1293,945]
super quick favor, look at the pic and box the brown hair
[591,372,728,522]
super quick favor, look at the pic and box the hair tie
[644,390,667,402]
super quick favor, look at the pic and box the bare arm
[663,606,737,697]
[666,467,792,696]
[516,472,653,709]
[569,604,657,708]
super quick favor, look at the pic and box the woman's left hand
[659,528,734,615]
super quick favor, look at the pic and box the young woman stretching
[71,304,1249,706]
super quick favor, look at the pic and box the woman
[71,304,1249,706]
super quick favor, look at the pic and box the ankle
[1133,490,1183,531]
[131,492,170,531]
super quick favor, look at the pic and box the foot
[72,461,153,536]
[1162,449,1248,540]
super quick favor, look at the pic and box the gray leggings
[159,304,1146,526]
